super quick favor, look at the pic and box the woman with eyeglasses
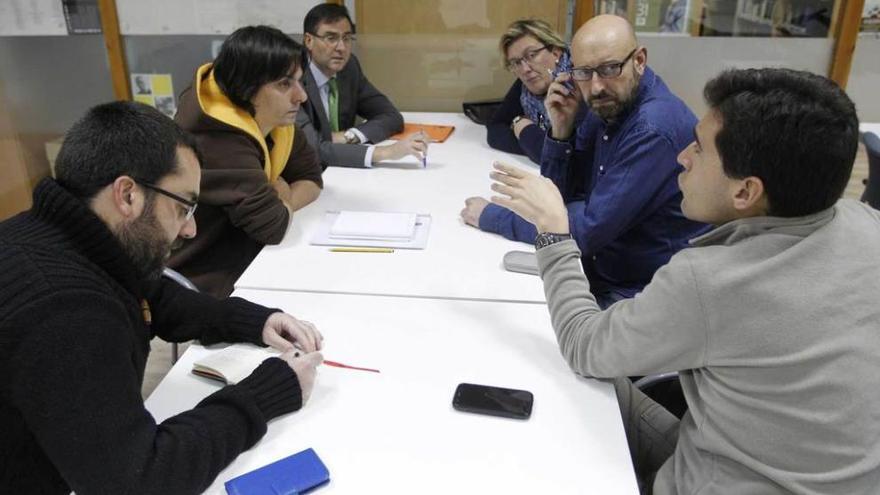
[169,25,324,297]
[486,19,583,164]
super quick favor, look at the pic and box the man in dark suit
[298,4,428,168]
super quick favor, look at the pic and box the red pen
[324,360,380,373]
[292,349,379,373]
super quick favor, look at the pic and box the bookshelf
[595,0,842,36]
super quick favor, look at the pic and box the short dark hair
[55,101,199,200]
[304,3,355,35]
[704,68,858,217]
[212,25,303,115]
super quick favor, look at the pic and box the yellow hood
[194,63,293,182]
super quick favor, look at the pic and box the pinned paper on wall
[131,74,176,118]
[864,0,880,32]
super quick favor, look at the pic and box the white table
[861,122,880,137]
[145,290,638,494]
[234,112,549,303]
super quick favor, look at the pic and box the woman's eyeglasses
[505,46,549,72]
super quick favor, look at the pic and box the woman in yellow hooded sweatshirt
[170,25,323,297]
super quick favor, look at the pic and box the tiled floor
[140,143,872,398]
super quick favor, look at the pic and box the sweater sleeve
[146,277,277,346]
[280,125,323,188]
[486,80,527,156]
[198,133,290,245]
[536,239,709,377]
[8,291,302,495]
[485,80,547,164]
[568,129,682,256]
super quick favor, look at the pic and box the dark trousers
[613,377,680,494]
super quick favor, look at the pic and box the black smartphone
[452,383,534,420]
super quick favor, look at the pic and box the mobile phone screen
[452,383,533,420]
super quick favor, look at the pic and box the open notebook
[192,344,381,384]
[192,344,280,385]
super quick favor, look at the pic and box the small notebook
[329,211,418,241]
[192,344,280,385]
[224,448,330,495]
[390,123,455,143]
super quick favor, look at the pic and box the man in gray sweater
[488,68,880,494]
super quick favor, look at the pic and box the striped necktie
[328,77,339,132]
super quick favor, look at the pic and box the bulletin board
[115,0,322,35]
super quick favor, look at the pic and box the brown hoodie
[168,64,323,297]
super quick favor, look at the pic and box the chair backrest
[160,267,198,363]
[161,267,199,292]
[862,132,880,209]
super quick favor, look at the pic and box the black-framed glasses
[571,48,638,81]
[505,46,549,72]
[139,182,198,221]
[310,32,357,46]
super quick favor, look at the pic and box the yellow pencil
[330,247,395,253]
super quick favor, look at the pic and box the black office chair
[160,267,198,363]
[635,372,687,419]
[861,131,880,210]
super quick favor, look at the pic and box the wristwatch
[343,129,361,144]
[534,232,572,250]
[510,115,525,131]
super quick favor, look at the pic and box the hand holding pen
[544,70,581,140]
[373,130,430,166]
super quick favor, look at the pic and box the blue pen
[421,133,428,168]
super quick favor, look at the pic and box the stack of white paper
[329,211,418,241]
[311,211,432,249]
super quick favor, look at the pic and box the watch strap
[534,232,572,250]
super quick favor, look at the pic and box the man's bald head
[572,15,639,68]
[568,15,647,122]
[575,15,637,52]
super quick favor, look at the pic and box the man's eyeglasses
[139,182,198,221]
[505,46,549,72]
[311,32,357,46]
[570,48,638,81]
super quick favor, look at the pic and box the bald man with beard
[464,15,708,308]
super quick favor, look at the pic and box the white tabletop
[145,290,638,494]
[861,122,880,137]
[234,112,549,303]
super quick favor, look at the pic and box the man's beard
[587,69,641,123]
[116,200,173,281]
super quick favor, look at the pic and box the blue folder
[224,448,330,495]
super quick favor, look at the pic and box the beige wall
[354,0,569,111]
[0,81,33,220]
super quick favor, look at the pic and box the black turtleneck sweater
[0,178,303,494]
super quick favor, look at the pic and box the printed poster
[131,73,176,118]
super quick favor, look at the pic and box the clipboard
[390,123,455,143]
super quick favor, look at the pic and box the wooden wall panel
[0,82,34,220]
[353,0,569,112]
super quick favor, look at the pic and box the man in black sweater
[0,102,324,494]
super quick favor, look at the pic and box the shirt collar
[309,60,331,89]
[32,178,145,298]
[690,205,836,248]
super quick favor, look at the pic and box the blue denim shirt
[480,67,709,297]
